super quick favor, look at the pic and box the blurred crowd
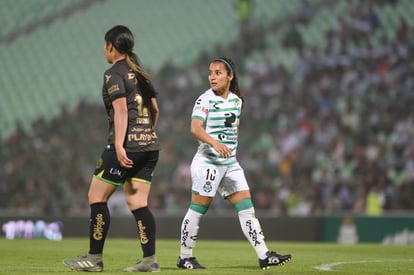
[2,219,63,240]
[1,0,414,217]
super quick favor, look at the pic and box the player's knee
[125,197,148,210]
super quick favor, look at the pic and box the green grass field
[0,238,413,274]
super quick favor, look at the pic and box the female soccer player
[63,25,161,272]
[177,57,292,270]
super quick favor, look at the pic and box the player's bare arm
[150,97,159,129]
[113,97,133,168]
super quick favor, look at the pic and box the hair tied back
[213,58,233,75]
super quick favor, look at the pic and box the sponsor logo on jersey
[218,134,237,142]
[128,132,157,142]
[108,84,120,95]
[136,117,150,124]
[223,128,237,133]
[224,112,236,127]
[109,168,126,178]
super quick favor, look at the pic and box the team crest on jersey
[203,181,212,193]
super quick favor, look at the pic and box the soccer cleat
[63,253,103,272]
[124,255,160,272]
[177,256,206,269]
[259,251,292,270]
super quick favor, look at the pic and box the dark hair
[212,57,244,103]
[104,25,156,108]
[104,25,134,54]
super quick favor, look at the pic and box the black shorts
[93,144,159,186]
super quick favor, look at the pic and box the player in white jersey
[177,57,292,270]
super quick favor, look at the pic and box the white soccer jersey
[191,88,242,165]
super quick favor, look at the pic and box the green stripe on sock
[233,198,253,212]
[190,203,209,214]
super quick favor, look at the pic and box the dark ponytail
[105,25,156,108]
[126,52,156,108]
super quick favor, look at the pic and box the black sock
[89,202,110,254]
[132,206,156,257]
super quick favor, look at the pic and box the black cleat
[177,257,206,269]
[259,251,292,270]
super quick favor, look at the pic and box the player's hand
[213,142,232,158]
[115,147,133,168]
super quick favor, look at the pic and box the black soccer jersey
[102,60,160,152]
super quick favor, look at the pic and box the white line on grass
[314,259,414,271]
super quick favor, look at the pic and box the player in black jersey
[63,25,161,272]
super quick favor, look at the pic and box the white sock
[180,208,202,259]
[238,207,269,259]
